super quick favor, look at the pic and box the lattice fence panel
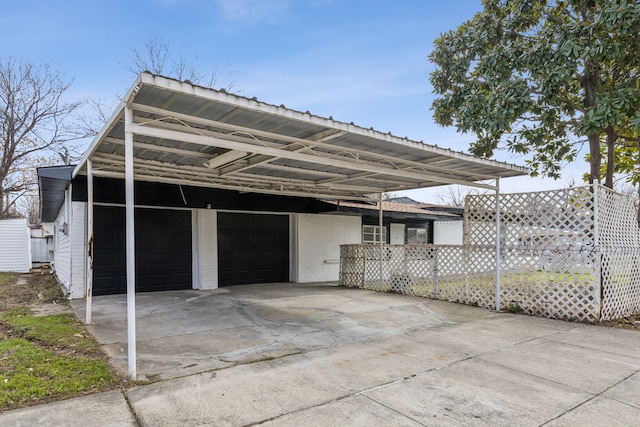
[339,185,639,322]
[339,244,365,288]
[498,247,599,321]
[465,187,595,248]
[597,186,640,319]
[464,187,601,321]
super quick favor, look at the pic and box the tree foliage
[430,0,640,188]
[0,58,84,218]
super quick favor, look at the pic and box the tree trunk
[582,56,601,185]
[637,136,640,228]
[587,133,601,185]
[605,127,616,188]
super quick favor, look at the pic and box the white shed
[0,217,32,273]
[434,220,464,245]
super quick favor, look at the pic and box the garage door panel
[93,206,192,295]
[273,252,289,263]
[218,213,289,286]
[237,253,255,263]
[255,253,272,262]
[255,232,273,245]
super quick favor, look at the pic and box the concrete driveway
[71,282,495,381]
[2,282,640,426]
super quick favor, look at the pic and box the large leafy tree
[429,0,640,188]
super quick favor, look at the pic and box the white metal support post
[495,177,501,312]
[593,181,602,319]
[378,192,384,291]
[85,160,94,324]
[125,106,137,380]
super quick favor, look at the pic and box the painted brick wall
[296,214,361,282]
[434,220,463,245]
[194,209,218,290]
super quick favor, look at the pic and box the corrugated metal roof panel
[75,73,528,201]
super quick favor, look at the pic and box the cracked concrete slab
[259,395,423,426]
[2,282,634,426]
[72,282,480,381]
[545,396,640,426]
[362,358,592,426]
[0,391,136,427]
[479,337,640,394]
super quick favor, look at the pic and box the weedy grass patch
[1,308,102,355]
[0,274,123,412]
[0,338,116,409]
[0,273,16,286]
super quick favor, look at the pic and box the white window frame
[362,225,387,243]
[407,227,428,244]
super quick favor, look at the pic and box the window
[407,227,428,244]
[362,225,387,243]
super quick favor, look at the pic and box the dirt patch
[0,271,67,312]
[599,314,640,331]
[0,272,70,340]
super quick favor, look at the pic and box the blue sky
[2,0,584,201]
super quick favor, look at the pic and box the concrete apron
[4,282,640,426]
[71,282,492,381]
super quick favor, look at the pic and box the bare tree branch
[124,36,238,91]
[0,57,84,218]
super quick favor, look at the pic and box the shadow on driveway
[71,282,494,380]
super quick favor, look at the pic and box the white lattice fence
[465,187,601,321]
[339,244,599,320]
[340,185,640,322]
[597,186,640,319]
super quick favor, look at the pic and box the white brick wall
[295,214,361,282]
[194,209,217,290]
[434,220,463,245]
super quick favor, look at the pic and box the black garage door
[218,213,289,286]
[93,206,192,295]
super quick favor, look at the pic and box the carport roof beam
[128,123,500,191]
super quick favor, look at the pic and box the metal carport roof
[74,73,527,198]
[73,73,528,380]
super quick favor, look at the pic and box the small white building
[0,217,32,273]
[434,220,464,245]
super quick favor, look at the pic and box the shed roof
[37,165,75,222]
[74,73,527,201]
[326,200,463,221]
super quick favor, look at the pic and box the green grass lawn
[0,273,122,412]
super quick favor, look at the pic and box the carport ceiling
[75,73,528,200]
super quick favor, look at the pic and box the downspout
[85,160,94,324]
[125,105,137,381]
